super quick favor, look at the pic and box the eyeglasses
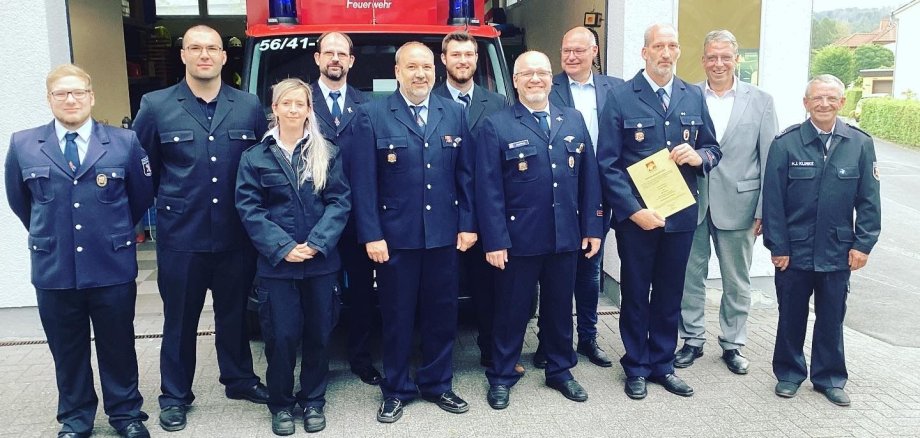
[184,45,223,57]
[807,96,841,104]
[704,55,735,64]
[514,70,553,79]
[49,89,91,101]
[561,47,591,56]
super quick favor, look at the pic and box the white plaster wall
[0,1,72,307]
[893,5,920,98]
[605,0,676,79]
[759,0,812,129]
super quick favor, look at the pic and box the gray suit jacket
[696,80,778,230]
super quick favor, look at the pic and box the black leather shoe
[774,381,800,398]
[649,373,694,397]
[272,410,295,436]
[423,390,469,414]
[227,383,270,404]
[673,344,703,368]
[532,349,547,369]
[119,421,150,438]
[376,398,404,423]
[816,386,851,406]
[576,338,613,367]
[303,406,326,433]
[58,432,91,438]
[352,366,383,386]
[624,376,647,400]
[548,379,588,402]
[722,349,750,375]
[487,384,510,410]
[158,405,187,432]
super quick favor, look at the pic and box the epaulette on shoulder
[846,122,872,138]
[775,124,801,139]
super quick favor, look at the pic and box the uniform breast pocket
[623,118,656,151]
[788,167,816,180]
[564,142,584,176]
[376,137,409,174]
[94,166,126,204]
[835,166,859,181]
[159,130,195,167]
[21,166,53,204]
[504,145,539,183]
[229,129,258,153]
[440,134,461,171]
[260,172,292,205]
[679,115,704,146]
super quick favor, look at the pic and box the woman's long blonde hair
[268,78,332,192]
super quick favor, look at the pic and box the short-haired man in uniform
[432,30,509,371]
[676,29,779,374]
[763,74,881,407]
[476,50,604,409]
[596,23,721,400]
[347,41,476,423]
[537,25,625,369]
[5,64,154,438]
[310,31,381,386]
[132,25,269,431]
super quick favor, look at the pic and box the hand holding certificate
[626,148,696,219]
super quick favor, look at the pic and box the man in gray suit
[675,29,778,374]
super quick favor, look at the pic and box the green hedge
[841,89,862,117]
[859,98,920,147]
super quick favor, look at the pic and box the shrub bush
[859,98,920,147]
[841,88,862,117]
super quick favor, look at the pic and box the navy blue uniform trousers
[615,220,694,377]
[460,241,496,361]
[37,282,147,434]
[256,274,339,413]
[773,268,849,389]
[376,246,458,400]
[488,251,579,386]
[338,224,379,371]
[157,247,259,407]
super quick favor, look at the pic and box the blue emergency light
[449,0,477,25]
[268,0,297,24]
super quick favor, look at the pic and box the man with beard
[309,31,381,387]
[475,51,604,409]
[432,30,509,372]
[132,25,269,431]
[346,42,475,423]
[596,23,721,400]
[536,26,625,370]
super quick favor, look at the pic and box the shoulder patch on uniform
[775,124,801,139]
[141,156,152,177]
[873,161,880,181]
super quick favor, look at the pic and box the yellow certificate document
[626,148,696,218]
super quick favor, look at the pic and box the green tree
[854,44,894,72]
[811,46,856,86]
[811,17,845,50]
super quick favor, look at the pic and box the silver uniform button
[242,135,247,140]
[32,245,37,250]
[30,172,35,177]
[73,180,78,185]
[427,184,432,189]
[73,202,80,208]
[212,198,219,204]
[665,121,670,126]
[548,145,553,150]
[551,163,556,169]
[173,136,180,142]
[382,205,387,210]
[166,205,171,211]
[126,241,132,246]
[212,177,218,183]
[637,123,643,128]
[454,200,458,205]
[667,141,672,146]
[426,163,431,169]
[111,172,117,177]
[208,135,215,141]
[76,246,83,252]
[75,224,82,230]
[211,156,217,162]
[553,182,558,188]
[425,205,431,211]
[510,215,516,221]
[424,143,429,148]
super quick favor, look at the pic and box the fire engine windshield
[244,33,511,113]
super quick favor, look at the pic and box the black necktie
[656,88,669,111]
[458,94,471,112]
[818,133,831,154]
[64,132,80,173]
[533,111,550,138]
[329,91,342,125]
[410,105,426,129]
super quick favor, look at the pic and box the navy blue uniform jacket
[311,82,368,142]
[132,80,268,252]
[476,102,604,256]
[235,135,351,279]
[5,121,154,289]
[762,119,881,272]
[432,83,509,134]
[597,70,721,233]
[347,91,475,249]
[549,72,625,115]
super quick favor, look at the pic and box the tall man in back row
[133,25,269,432]
[597,23,721,400]
[676,29,778,375]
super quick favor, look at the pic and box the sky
[813,0,903,12]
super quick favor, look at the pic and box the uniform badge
[334,117,341,127]
[444,135,453,143]
[96,173,108,187]
[683,129,690,141]
[556,116,563,122]
[347,107,353,113]
[873,161,880,181]
[635,130,645,142]
[695,129,699,141]
[563,135,575,143]
[518,152,528,172]
[387,152,397,163]
[453,137,462,147]
[577,143,585,154]
[568,156,575,169]
[141,156,152,177]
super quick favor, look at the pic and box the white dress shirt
[569,74,599,151]
[55,118,92,163]
[704,79,738,142]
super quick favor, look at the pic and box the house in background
[833,18,897,52]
